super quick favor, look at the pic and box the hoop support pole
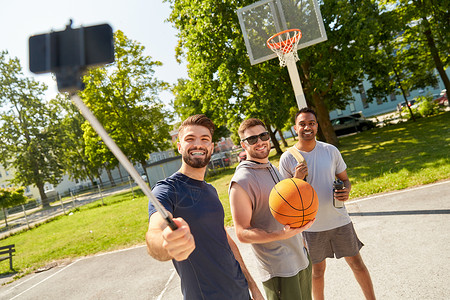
[285,55,307,109]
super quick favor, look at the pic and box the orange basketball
[269,178,318,228]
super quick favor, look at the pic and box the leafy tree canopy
[167,0,388,147]
[0,51,63,207]
[0,187,27,209]
[80,30,172,176]
[376,0,450,94]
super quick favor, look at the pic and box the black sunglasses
[241,132,270,145]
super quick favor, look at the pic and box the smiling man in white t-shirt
[279,108,376,300]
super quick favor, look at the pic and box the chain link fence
[0,177,138,239]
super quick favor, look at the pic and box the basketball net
[267,29,302,67]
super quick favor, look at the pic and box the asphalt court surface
[1,180,449,299]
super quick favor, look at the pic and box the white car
[44,189,59,200]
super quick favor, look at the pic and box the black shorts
[303,222,364,264]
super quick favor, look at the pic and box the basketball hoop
[267,29,302,67]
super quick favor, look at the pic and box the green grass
[341,111,449,197]
[208,111,449,217]
[0,111,449,277]
[0,190,148,276]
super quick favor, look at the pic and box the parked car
[210,152,232,168]
[238,151,247,162]
[44,189,59,201]
[397,100,416,112]
[434,89,448,106]
[348,111,365,119]
[330,115,376,136]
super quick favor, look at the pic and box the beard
[182,148,212,168]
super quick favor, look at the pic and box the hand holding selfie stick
[29,21,178,230]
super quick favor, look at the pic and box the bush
[419,99,439,117]
[401,105,420,120]
[401,95,439,119]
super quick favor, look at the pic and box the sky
[0,0,188,105]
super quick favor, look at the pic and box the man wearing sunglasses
[229,118,314,300]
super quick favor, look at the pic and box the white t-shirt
[279,141,351,232]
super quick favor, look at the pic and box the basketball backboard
[237,0,327,65]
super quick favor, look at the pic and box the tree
[0,187,28,227]
[0,51,63,208]
[379,0,449,93]
[172,78,232,143]
[167,0,385,148]
[354,7,439,122]
[80,31,172,182]
[51,94,103,185]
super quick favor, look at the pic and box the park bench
[0,244,15,270]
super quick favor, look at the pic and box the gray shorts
[303,222,363,264]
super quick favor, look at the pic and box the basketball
[269,178,318,228]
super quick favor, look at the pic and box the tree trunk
[289,127,297,140]
[267,126,282,155]
[2,208,8,227]
[392,64,416,121]
[299,60,338,146]
[316,125,327,143]
[106,168,115,187]
[421,17,450,93]
[140,159,150,185]
[88,174,95,186]
[277,128,288,147]
[98,176,104,187]
[38,184,50,208]
[312,93,339,147]
[117,166,124,182]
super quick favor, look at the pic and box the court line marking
[2,273,40,296]
[9,259,83,300]
[156,269,177,300]
[347,180,450,204]
[7,244,147,299]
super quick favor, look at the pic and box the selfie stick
[70,94,178,230]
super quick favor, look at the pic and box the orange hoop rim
[266,29,302,51]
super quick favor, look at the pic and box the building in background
[328,69,449,119]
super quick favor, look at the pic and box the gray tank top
[230,161,310,281]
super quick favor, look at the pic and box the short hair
[178,114,215,138]
[295,107,317,123]
[238,118,266,139]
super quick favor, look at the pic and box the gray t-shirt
[279,141,351,232]
[230,160,309,282]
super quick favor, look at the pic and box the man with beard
[278,108,375,300]
[229,118,314,300]
[145,114,263,300]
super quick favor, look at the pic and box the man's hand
[293,162,308,180]
[280,218,315,239]
[162,218,195,261]
[334,187,350,202]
